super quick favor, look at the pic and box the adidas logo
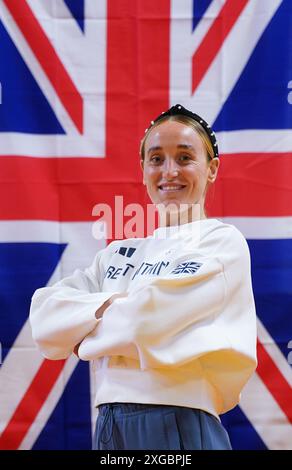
[116,246,136,258]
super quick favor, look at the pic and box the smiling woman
[139,105,220,226]
[29,103,257,451]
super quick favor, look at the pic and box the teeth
[159,186,184,191]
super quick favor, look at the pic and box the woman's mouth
[158,184,186,192]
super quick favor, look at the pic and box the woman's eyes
[178,155,192,162]
[150,155,192,164]
[150,155,162,163]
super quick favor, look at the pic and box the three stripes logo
[171,261,202,275]
[116,247,136,258]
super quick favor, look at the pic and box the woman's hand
[73,292,128,358]
[73,342,81,357]
[95,292,128,320]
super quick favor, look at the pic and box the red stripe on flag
[3,0,83,133]
[106,0,170,179]
[0,153,292,220]
[257,340,292,424]
[192,0,249,93]
[136,0,171,141]
[0,359,65,450]
[206,153,292,217]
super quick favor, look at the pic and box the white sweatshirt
[29,218,257,418]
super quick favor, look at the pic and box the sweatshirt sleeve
[78,226,257,410]
[29,247,118,360]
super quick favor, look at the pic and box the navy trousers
[93,403,232,450]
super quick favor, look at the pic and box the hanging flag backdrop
[0,0,291,450]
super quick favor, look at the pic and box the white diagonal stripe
[257,318,292,388]
[170,0,225,100]
[0,0,106,157]
[240,372,292,450]
[190,0,226,57]
[191,0,284,125]
[26,0,85,89]
[18,354,79,450]
[170,0,284,146]
[0,221,106,440]
[0,1,78,136]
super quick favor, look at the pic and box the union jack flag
[0,0,291,450]
[171,261,202,275]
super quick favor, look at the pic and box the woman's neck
[158,204,206,227]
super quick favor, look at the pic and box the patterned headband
[145,103,219,159]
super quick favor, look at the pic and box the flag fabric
[0,0,291,450]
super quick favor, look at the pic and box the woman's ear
[208,157,220,183]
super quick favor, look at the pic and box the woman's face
[141,120,219,221]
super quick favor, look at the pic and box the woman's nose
[162,160,179,179]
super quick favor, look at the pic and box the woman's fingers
[73,342,81,357]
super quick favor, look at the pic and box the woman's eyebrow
[147,144,194,154]
[147,146,162,154]
[176,144,194,150]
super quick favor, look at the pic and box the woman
[29,104,257,450]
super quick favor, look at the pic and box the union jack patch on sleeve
[171,261,203,275]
